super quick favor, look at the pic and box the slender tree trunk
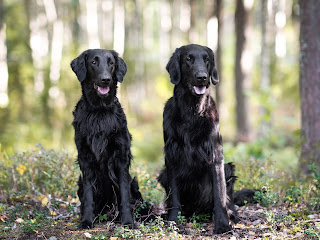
[43,0,64,84]
[235,0,251,142]
[0,0,9,108]
[214,0,222,109]
[85,0,100,48]
[299,0,320,175]
[258,0,272,137]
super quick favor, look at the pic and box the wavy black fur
[71,49,148,229]
[158,44,238,234]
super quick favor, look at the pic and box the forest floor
[1,193,319,240]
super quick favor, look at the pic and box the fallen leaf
[235,223,244,228]
[15,218,24,223]
[41,197,49,206]
[84,232,92,238]
[110,237,118,240]
[50,211,57,216]
[263,232,272,237]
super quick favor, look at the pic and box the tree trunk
[235,0,251,142]
[299,0,320,175]
[0,0,9,108]
[214,0,222,109]
[85,0,100,48]
[258,0,272,137]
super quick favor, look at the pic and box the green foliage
[110,217,181,239]
[307,164,320,210]
[254,185,279,207]
[98,214,108,222]
[304,226,320,238]
[0,144,79,198]
[21,218,42,234]
[224,130,300,192]
[89,233,108,240]
[130,165,165,205]
[285,186,303,205]
[177,212,187,225]
[190,214,210,231]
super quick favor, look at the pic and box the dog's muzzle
[94,83,110,95]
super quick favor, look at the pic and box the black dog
[158,44,237,233]
[159,162,239,223]
[71,49,142,229]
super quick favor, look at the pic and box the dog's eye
[109,62,114,66]
[205,57,210,62]
[186,56,191,62]
[92,60,96,65]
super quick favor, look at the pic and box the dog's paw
[230,214,240,224]
[122,216,134,227]
[78,220,93,229]
[167,209,179,223]
[214,222,232,234]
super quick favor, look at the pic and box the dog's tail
[234,188,259,206]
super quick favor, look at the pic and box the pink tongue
[98,86,110,94]
[194,86,206,95]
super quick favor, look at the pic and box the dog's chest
[73,102,124,137]
[177,112,215,142]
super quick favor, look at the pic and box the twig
[303,218,320,223]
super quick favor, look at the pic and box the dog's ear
[207,47,219,85]
[70,50,88,83]
[166,48,181,85]
[111,50,127,83]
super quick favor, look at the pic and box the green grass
[0,135,320,239]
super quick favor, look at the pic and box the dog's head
[166,44,218,96]
[70,49,127,99]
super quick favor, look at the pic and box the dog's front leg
[211,131,232,234]
[119,163,134,226]
[79,174,95,229]
[166,166,181,222]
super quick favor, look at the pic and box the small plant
[285,186,302,205]
[21,219,42,233]
[190,214,210,231]
[177,211,187,225]
[254,185,279,207]
[90,233,108,239]
[304,226,320,238]
[98,214,108,222]
[308,163,320,210]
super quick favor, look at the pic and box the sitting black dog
[71,49,144,229]
[159,162,239,224]
[158,44,238,233]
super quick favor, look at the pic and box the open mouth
[193,86,207,95]
[94,84,110,95]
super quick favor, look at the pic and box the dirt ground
[1,198,319,240]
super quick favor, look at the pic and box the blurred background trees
[0,0,316,174]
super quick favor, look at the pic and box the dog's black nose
[101,77,111,83]
[101,74,112,83]
[196,72,208,82]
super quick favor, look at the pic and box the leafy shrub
[130,165,165,205]
[0,144,79,199]
[307,163,320,210]
[254,185,279,207]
